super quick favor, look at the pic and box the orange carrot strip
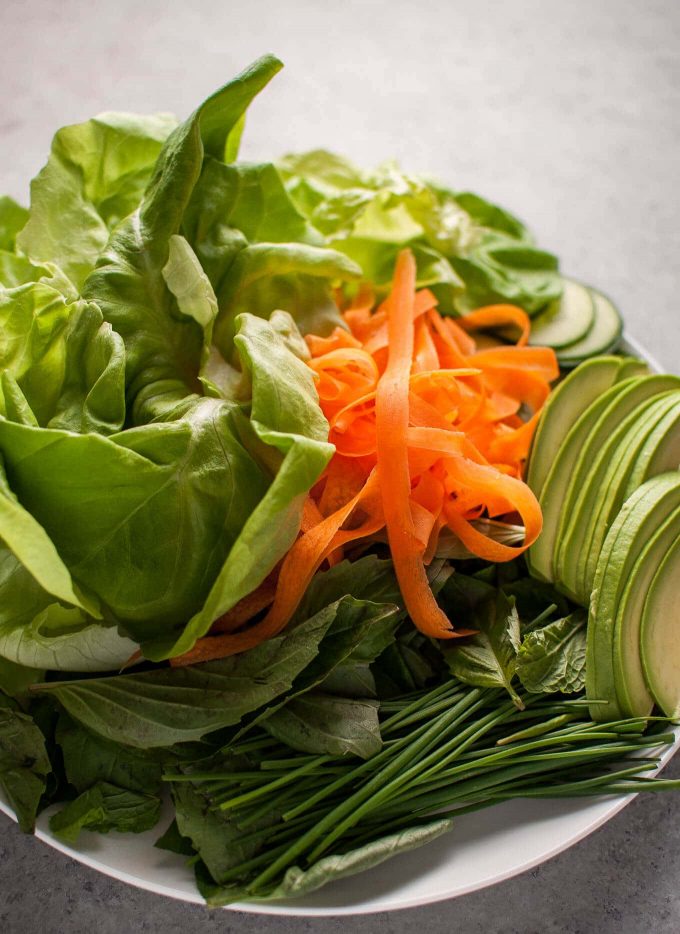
[427,310,471,367]
[301,496,325,532]
[444,455,543,548]
[471,346,559,381]
[361,289,439,356]
[210,572,279,634]
[305,327,362,356]
[375,250,456,639]
[458,304,531,347]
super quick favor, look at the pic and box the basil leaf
[0,704,51,831]
[321,663,377,699]
[516,611,587,694]
[173,780,263,884]
[56,714,162,794]
[263,692,382,759]
[35,599,352,748]
[49,781,161,843]
[197,817,455,905]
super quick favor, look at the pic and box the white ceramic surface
[1,334,675,917]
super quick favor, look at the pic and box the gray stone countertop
[1,0,679,931]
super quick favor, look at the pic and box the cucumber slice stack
[526,359,680,724]
[528,277,623,366]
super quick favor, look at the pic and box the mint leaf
[516,611,587,694]
[442,591,523,708]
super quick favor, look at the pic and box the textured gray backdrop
[1,0,679,931]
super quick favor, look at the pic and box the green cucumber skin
[557,286,623,367]
[528,278,595,350]
[586,473,680,722]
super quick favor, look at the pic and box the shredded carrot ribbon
[171,251,558,666]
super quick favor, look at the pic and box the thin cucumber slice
[640,538,680,717]
[586,472,680,721]
[616,357,650,381]
[527,375,644,583]
[579,390,680,602]
[553,374,680,601]
[614,506,680,718]
[526,356,623,501]
[558,287,623,366]
[528,278,595,349]
[623,403,680,498]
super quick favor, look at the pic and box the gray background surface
[1,0,679,931]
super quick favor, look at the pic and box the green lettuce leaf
[278,149,561,315]
[0,280,126,433]
[182,157,360,353]
[0,196,29,251]
[0,402,266,641]
[83,55,283,424]
[0,281,72,424]
[49,781,161,843]
[151,311,332,660]
[0,251,50,289]
[0,309,330,658]
[0,456,100,616]
[17,112,177,288]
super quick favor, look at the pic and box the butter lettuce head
[0,55,561,677]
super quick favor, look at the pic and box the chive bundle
[163,679,679,899]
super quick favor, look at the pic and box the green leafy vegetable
[0,456,100,617]
[278,150,561,315]
[35,599,360,747]
[17,112,177,288]
[265,819,454,901]
[0,196,29,251]
[173,780,262,885]
[0,310,331,658]
[0,702,51,831]
[442,591,523,707]
[0,656,44,697]
[49,781,161,843]
[516,612,587,694]
[263,692,382,759]
[56,715,162,794]
[83,55,283,424]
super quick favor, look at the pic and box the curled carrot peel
[172,252,558,665]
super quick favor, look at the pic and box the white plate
[1,334,676,917]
